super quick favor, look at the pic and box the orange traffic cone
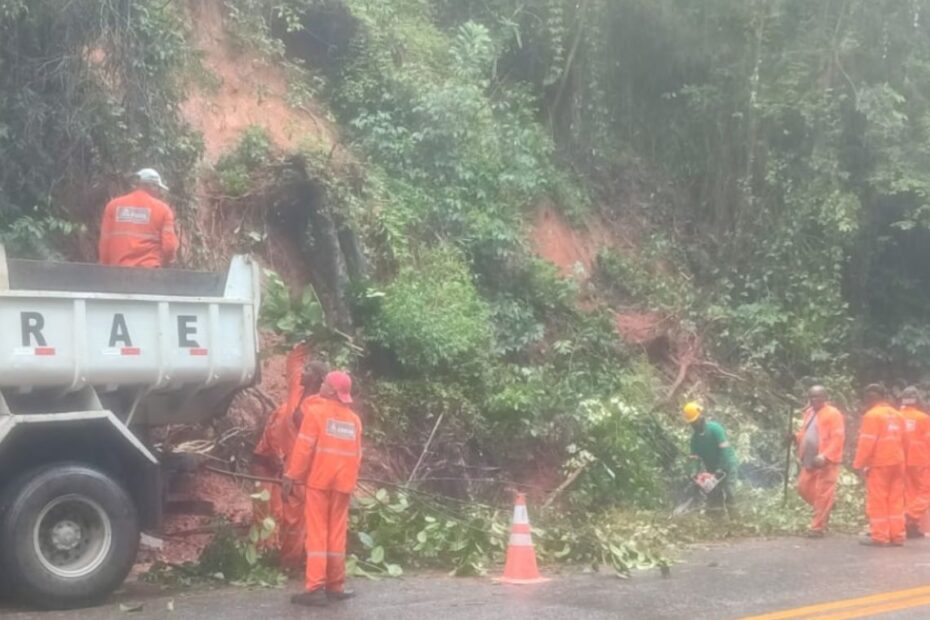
[496,493,550,585]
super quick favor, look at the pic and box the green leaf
[370,546,385,564]
[385,563,403,577]
[358,532,375,548]
[244,546,258,566]
[250,489,271,503]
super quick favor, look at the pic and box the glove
[281,477,294,501]
[812,455,826,469]
[784,431,796,448]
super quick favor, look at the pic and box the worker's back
[99,188,178,268]
[287,397,362,494]
[901,405,930,467]
[855,404,906,468]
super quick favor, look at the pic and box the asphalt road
[6,536,930,619]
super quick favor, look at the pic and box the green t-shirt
[690,420,738,474]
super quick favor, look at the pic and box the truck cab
[0,249,260,609]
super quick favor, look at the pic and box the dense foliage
[0,0,201,258]
[6,0,930,528]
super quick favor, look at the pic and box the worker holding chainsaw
[792,385,845,538]
[683,402,739,518]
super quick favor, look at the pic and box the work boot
[291,589,328,607]
[805,530,825,539]
[859,537,889,547]
[327,589,356,601]
[906,520,924,539]
[891,540,905,547]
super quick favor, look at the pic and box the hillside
[4,0,930,541]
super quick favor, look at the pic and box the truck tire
[0,463,139,609]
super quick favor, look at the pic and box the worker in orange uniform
[251,344,328,568]
[99,168,178,267]
[853,384,907,547]
[793,385,845,538]
[283,371,362,607]
[900,386,930,538]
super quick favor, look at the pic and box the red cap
[325,371,353,404]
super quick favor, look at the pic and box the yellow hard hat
[682,402,703,423]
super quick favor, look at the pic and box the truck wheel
[0,463,139,609]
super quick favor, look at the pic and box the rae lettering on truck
[178,315,208,356]
[14,312,209,358]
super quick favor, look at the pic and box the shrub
[368,247,493,376]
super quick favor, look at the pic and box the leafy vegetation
[0,0,202,257]
[350,486,673,578]
[143,489,287,588]
[367,248,493,376]
[6,0,929,579]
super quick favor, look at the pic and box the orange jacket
[853,403,906,469]
[901,405,930,468]
[285,396,362,494]
[795,404,845,464]
[99,189,178,267]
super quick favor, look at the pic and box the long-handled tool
[783,405,795,506]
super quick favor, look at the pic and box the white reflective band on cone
[513,505,529,525]
[509,533,533,547]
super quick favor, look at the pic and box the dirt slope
[181,0,339,163]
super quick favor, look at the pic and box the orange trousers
[797,464,840,533]
[304,488,350,592]
[866,465,906,544]
[905,466,930,529]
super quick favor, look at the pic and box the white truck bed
[0,250,261,426]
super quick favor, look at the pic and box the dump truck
[0,248,261,609]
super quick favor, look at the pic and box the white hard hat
[135,168,169,191]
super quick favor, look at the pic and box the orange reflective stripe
[317,447,358,458]
[101,230,160,240]
[306,551,345,558]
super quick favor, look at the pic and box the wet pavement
[5,536,930,619]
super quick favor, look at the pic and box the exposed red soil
[614,311,670,345]
[530,202,614,279]
[181,0,340,164]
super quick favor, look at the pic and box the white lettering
[115,206,152,224]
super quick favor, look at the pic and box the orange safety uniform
[901,404,930,530]
[252,344,308,568]
[795,403,845,533]
[285,397,362,593]
[99,189,178,267]
[853,402,907,544]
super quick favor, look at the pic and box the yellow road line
[741,585,930,620]
[807,593,930,619]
